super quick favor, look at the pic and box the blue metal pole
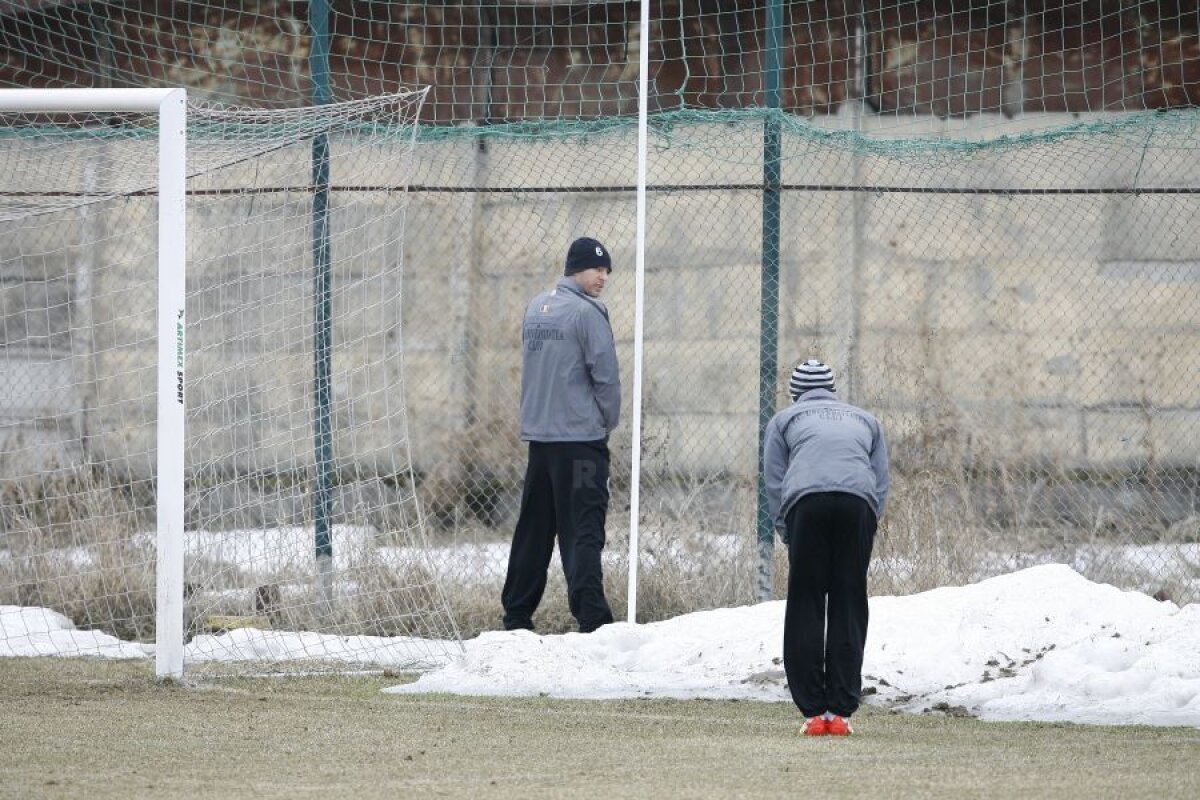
[309,0,334,607]
[756,0,783,602]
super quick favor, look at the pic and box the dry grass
[2,658,1198,800]
[1,469,159,641]
[2,464,1195,646]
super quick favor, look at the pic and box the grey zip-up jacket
[763,389,890,537]
[519,277,621,442]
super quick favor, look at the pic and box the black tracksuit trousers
[783,491,877,718]
[501,440,615,633]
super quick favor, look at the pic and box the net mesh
[401,109,1199,633]
[1,2,1197,128]
[0,2,1197,649]
[0,90,465,673]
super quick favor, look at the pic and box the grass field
[1,659,1197,799]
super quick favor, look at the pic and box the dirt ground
[1,658,1197,800]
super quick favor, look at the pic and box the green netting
[2,1,1197,131]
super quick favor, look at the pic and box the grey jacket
[763,389,890,537]
[519,277,621,442]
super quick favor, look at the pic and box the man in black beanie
[501,236,619,633]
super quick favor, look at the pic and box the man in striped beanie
[788,358,835,398]
[763,359,890,737]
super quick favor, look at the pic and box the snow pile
[387,565,1200,727]
[4,565,1197,727]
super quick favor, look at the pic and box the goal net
[1,2,1197,633]
[0,88,463,676]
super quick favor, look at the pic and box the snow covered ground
[2,564,1197,727]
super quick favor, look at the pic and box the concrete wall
[408,112,1200,480]
[1,112,1198,488]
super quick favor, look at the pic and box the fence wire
[401,111,1199,633]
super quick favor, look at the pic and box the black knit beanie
[564,237,612,275]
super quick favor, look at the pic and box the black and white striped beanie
[789,359,835,400]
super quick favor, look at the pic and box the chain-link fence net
[1,2,1197,648]
[403,109,1199,635]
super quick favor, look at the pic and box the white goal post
[1,86,462,679]
[0,88,188,678]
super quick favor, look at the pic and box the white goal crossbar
[0,88,187,678]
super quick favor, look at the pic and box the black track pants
[501,440,615,633]
[783,492,877,718]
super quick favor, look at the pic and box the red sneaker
[801,716,828,736]
[826,715,853,736]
